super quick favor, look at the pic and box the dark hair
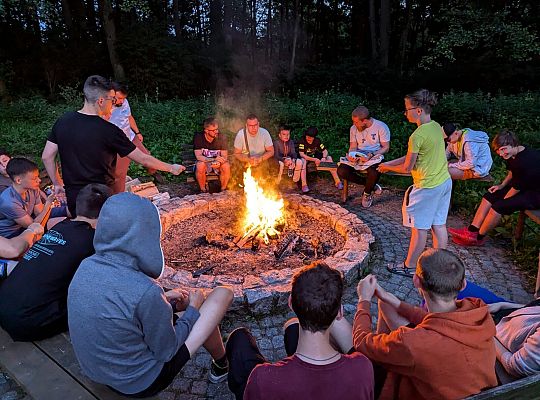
[352,106,370,120]
[111,81,129,95]
[246,113,258,121]
[6,157,38,181]
[416,249,465,301]
[291,262,343,333]
[203,117,218,128]
[442,122,458,136]
[405,89,438,114]
[75,184,112,219]
[279,124,291,132]
[303,126,318,137]
[83,75,113,103]
[492,129,520,151]
[0,148,10,158]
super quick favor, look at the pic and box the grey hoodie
[446,128,493,177]
[67,193,200,395]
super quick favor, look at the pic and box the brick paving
[0,180,533,400]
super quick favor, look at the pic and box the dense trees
[0,0,538,99]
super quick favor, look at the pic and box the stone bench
[0,328,157,399]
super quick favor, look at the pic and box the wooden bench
[465,373,540,399]
[0,328,158,399]
[515,209,540,240]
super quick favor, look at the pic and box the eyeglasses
[403,107,419,114]
[205,128,219,133]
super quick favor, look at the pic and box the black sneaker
[208,360,228,383]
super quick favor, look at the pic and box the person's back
[245,353,372,400]
[0,183,111,341]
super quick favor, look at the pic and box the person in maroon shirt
[226,262,374,400]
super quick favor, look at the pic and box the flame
[242,168,284,243]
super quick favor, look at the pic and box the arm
[136,285,200,362]
[0,224,43,259]
[128,115,142,140]
[383,155,406,166]
[194,149,211,163]
[488,302,525,314]
[374,141,390,156]
[41,141,64,189]
[127,148,184,174]
[496,329,540,377]
[261,145,274,161]
[347,141,356,153]
[376,284,427,325]
[381,152,418,174]
[234,147,250,163]
[451,142,475,170]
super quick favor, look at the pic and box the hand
[357,274,377,302]
[314,159,321,166]
[26,223,44,236]
[188,289,205,310]
[377,164,389,173]
[488,184,503,193]
[211,161,221,169]
[359,155,369,163]
[165,288,189,311]
[45,192,56,205]
[346,154,356,162]
[170,164,186,175]
[216,155,227,164]
[54,184,66,201]
[136,133,144,142]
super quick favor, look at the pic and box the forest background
[0,0,538,279]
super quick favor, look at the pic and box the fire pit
[157,175,374,315]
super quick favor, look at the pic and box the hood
[421,298,495,348]
[93,192,164,279]
[463,129,489,144]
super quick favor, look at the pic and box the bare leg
[276,161,284,184]
[300,159,308,186]
[377,300,410,333]
[404,228,428,268]
[471,198,493,229]
[195,161,207,192]
[219,162,231,190]
[431,224,448,249]
[329,317,353,353]
[448,167,465,180]
[184,287,233,357]
[478,209,502,236]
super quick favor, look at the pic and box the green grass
[1,90,538,284]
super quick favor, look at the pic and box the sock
[468,225,479,232]
[477,233,485,240]
[214,355,228,368]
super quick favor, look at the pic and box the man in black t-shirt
[0,183,111,341]
[193,117,230,192]
[41,75,185,216]
[298,127,343,189]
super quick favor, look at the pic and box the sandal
[386,262,414,277]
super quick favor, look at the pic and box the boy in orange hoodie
[353,248,497,400]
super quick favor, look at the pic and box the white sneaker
[374,184,383,195]
[361,193,373,208]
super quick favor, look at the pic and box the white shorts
[402,178,452,229]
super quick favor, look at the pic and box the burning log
[274,234,299,260]
[233,224,263,248]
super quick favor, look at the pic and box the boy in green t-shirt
[378,89,452,276]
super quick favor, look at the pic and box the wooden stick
[235,225,262,248]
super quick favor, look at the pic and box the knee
[195,162,205,173]
[211,286,234,306]
[221,162,231,173]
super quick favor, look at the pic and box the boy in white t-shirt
[337,106,391,207]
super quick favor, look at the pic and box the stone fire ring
[156,191,374,315]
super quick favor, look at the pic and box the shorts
[462,169,476,180]
[484,185,540,215]
[402,178,452,229]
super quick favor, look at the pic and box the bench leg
[341,180,348,203]
[515,211,526,241]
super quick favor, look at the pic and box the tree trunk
[379,0,390,67]
[265,0,272,62]
[288,0,300,81]
[99,0,125,81]
[172,0,182,39]
[223,0,232,48]
[368,0,378,61]
[399,0,413,75]
[209,0,223,47]
[85,0,98,38]
[250,0,257,63]
[61,0,74,39]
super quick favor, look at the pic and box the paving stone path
[1,182,533,400]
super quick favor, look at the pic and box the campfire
[233,168,285,247]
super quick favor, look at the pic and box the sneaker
[452,234,486,247]
[361,192,373,208]
[208,360,228,384]
[448,226,476,240]
[292,165,302,183]
[335,181,344,190]
[302,185,310,193]
[374,184,383,195]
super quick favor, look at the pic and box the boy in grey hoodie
[443,123,493,180]
[68,192,233,397]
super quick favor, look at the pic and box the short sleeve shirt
[233,128,273,157]
[350,118,391,153]
[408,121,450,188]
[109,99,135,141]
[48,112,136,188]
[506,147,540,192]
[0,186,42,238]
[298,137,325,157]
[193,132,228,158]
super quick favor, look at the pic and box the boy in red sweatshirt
[353,248,497,400]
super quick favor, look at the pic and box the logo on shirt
[39,230,66,246]
[202,149,221,158]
